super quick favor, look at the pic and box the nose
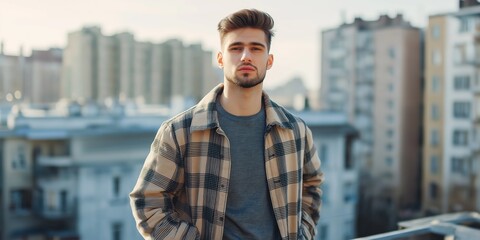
[241,49,252,62]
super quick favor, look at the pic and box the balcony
[36,206,75,220]
[37,156,73,167]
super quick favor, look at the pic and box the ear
[217,51,224,68]
[266,54,274,70]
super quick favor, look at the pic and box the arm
[129,123,200,240]
[300,126,324,240]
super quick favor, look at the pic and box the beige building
[320,15,423,236]
[0,45,27,104]
[423,1,480,216]
[0,44,61,104]
[61,26,219,107]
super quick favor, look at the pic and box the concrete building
[29,48,63,103]
[320,15,423,236]
[266,77,310,111]
[0,45,28,104]
[0,102,356,240]
[61,26,219,107]
[422,2,480,217]
[297,112,358,240]
[0,44,62,105]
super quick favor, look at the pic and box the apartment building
[423,1,480,216]
[61,26,219,107]
[0,44,63,105]
[320,15,423,235]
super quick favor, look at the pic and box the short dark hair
[217,9,275,51]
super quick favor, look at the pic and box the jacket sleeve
[300,125,324,240]
[129,123,200,240]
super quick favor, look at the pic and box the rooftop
[356,212,480,240]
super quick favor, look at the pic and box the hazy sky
[1,0,457,89]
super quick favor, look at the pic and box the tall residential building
[0,103,356,240]
[29,48,63,103]
[423,2,480,217]
[0,46,28,104]
[0,45,61,104]
[320,15,423,236]
[61,26,219,107]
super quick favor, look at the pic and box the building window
[387,100,394,108]
[330,38,343,49]
[344,137,354,170]
[319,225,328,240]
[429,183,438,200]
[330,58,344,69]
[343,182,355,203]
[453,130,469,146]
[11,145,27,170]
[432,76,440,92]
[459,17,471,33]
[47,191,56,210]
[319,144,328,168]
[112,222,122,240]
[60,190,68,213]
[386,143,393,151]
[388,66,394,76]
[385,157,393,166]
[387,115,394,123]
[431,104,440,120]
[388,47,396,59]
[113,176,121,197]
[387,129,394,138]
[432,50,442,65]
[454,76,470,90]
[430,129,439,147]
[432,25,441,39]
[452,157,468,174]
[10,189,32,213]
[430,156,439,174]
[388,83,394,92]
[453,101,471,119]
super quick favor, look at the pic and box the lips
[238,65,256,71]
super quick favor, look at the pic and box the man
[130,9,323,240]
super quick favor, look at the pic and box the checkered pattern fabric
[130,84,323,240]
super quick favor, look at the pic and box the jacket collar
[190,83,293,133]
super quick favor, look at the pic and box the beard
[225,64,267,88]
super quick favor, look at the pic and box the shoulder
[269,99,307,128]
[159,105,197,132]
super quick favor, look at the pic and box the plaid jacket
[130,84,323,240]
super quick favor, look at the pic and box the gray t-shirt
[216,101,281,240]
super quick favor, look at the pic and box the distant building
[266,76,309,111]
[0,45,62,104]
[0,45,28,104]
[320,14,423,236]
[422,2,480,217]
[0,103,356,240]
[61,26,219,108]
[29,48,63,103]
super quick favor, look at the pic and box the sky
[1,0,457,90]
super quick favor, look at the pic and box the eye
[251,47,264,52]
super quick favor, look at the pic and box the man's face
[217,28,274,88]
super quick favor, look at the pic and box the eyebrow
[228,41,266,49]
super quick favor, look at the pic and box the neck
[220,81,263,116]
